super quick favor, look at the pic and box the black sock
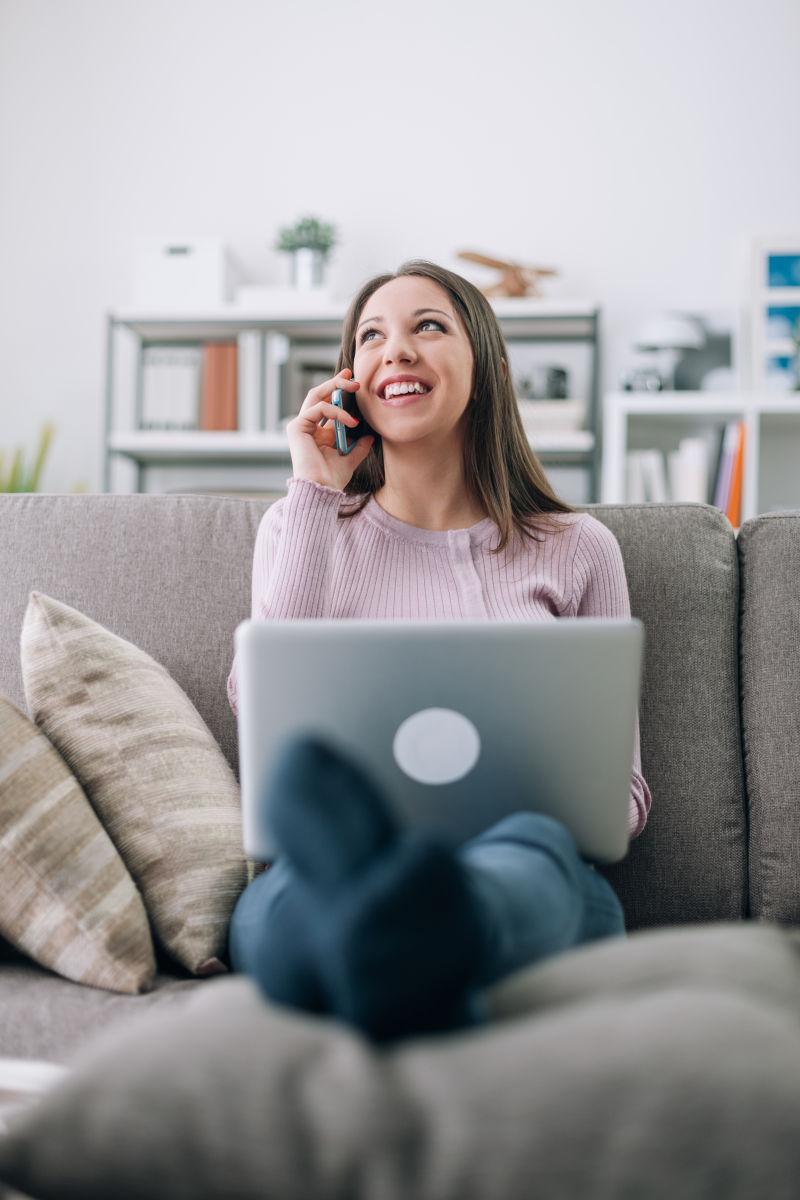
[266,736,398,889]
[263,736,486,1040]
[316,832,486,1041]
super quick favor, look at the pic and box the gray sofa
[1,494,800,1199]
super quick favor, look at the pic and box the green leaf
[0,423,55,492]
[7,448,24,492]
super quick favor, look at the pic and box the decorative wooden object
[458,251,557,298]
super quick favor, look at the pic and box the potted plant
[274,216,337,290]
[0,423,55,492]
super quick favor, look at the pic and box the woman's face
[352,275,475,450]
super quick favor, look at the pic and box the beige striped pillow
[0,695,155,993]
[21,593,250,977]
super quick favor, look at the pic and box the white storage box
[131,238,237,308]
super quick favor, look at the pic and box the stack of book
[625,420,746,526]
[139,334,265,433]
[140,347,203,429]
[711,421,746,528]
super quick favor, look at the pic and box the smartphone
[332,388,365,455]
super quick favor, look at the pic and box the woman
[227,260,650,1041]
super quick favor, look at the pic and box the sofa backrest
[590,504,747,930]
[0,494,271,773]
[738,512,800,925]
[0,495,748,932]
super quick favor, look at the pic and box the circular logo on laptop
[392,707,481,785]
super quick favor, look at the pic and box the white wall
[1,0,798,492]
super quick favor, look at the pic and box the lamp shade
[635,314,705,352]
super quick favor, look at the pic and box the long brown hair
[336,260,573,550]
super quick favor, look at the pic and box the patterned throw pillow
[21,593,250,977]
[0,695,155,993]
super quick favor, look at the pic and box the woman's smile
[378,374,433,404]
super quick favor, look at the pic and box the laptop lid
[236,618,643,865]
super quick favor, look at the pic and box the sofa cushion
[589,504,747,928]
[21,593,251,976]
[0,696,155,994]
[0,493,270,774]
[738,511,800,922]
[0,961,201,1063]
[1,924,800,1200]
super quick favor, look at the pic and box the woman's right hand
[285,370,375,491]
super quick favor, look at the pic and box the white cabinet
[601,391,800,524]
[103,300,601,498]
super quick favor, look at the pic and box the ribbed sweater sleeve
[227,479,343,711]
[251,478,343,620]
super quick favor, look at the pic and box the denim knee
[467,811,583,877]
[228,860,290,975]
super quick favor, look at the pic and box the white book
[264,332,290,432]
[140,347,201,429]
[625,452,647,502]
[638,450,668,502]
[141,348,169,429]
[237,332,264,433]
[169,348,202,429]
[668,437,708,503]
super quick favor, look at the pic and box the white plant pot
[291,248,324,290]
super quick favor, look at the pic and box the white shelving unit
[601,391,800,523]
[601,240,800,522]
[103,299,601,497]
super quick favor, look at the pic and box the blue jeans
[229,811,625,993]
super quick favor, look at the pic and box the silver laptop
[235,618,643,865]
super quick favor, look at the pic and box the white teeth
[384,381,429,398]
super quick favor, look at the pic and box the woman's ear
[501,358,508,381]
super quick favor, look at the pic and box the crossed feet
[253,737,488,1042]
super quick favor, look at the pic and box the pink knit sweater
[228,477,651,838]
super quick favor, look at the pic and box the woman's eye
[358,327,381,344]
[419,319,445,332]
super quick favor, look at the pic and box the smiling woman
[226,259,651,1043]
[333,260,571,544]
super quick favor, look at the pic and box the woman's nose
[383,333,416,364]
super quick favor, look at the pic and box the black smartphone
[332,388,365,455]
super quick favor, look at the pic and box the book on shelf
[200,342,238,431]
[140,346,202,429]
[625,436,715,505]
[667,437,708,504]
[625,450,667,502]
[712,420,746,525]
[237,332,263,434]
[263,331,290,431]
[725,421,746,528]
[138,340,262,434]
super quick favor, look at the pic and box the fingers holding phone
[332,388,369,455]
[287,371,374,489]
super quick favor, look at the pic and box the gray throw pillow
[2,924,800,1200]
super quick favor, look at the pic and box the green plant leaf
[274,215,337,255]
[7,448,24,493]
[0,422,55,492]
[28,422,55,492]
